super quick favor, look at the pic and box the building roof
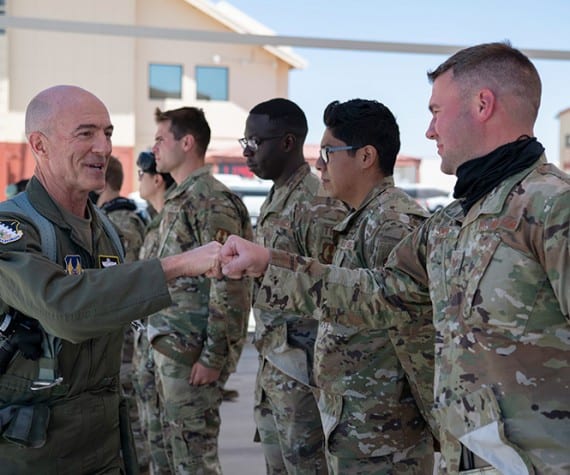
[184,0,307,70]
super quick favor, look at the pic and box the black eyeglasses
[238,135,284,152]
[137,169,153,179]
[319,145,359,164]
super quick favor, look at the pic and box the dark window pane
[196,66,228,101]
[149,64,182,99]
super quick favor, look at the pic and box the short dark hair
[105,156,124,191]
[249,98,308,142]
[427,41,541,122]
[155,107,211,157]
[323,99,400,176]
[136,151,175,188]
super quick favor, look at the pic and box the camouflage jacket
[317,177,431,458]
[101,197,146,263]
[138,210,162,261]
[254,162,346,385]
[256,156,570,474]
[148,167,253,373]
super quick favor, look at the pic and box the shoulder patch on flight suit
[65,255,83,275]
[214,228,230,244]
[99,255,120,268]
[0,220,23,244]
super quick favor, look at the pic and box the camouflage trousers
[153,349,229,475]
[255,358,328,475]
[120,325,150,472]
[132,332,171,474]
[325,436,434,475]
[319,392,434,475]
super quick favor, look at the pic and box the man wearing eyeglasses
[314,99,432,474]
[240,98,347,474]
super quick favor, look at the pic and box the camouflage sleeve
[541,190,570,320]
[256,227,431,330]
[362,212,426,268]
[196,194,252,370]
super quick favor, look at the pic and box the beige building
[0,0,306,198]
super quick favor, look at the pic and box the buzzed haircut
[249,98,308,141]
[323,99,401,176]
[427,41,541,122]
[105,156,124,192]
[155,107,211,157]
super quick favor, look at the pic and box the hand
[160,241,222,280]
[220,235,270,278]
[189,362,221,385]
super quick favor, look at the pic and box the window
[196,66,228,101]
[565,134,570,148]
[0,0,5,35]
[149,64,182,99]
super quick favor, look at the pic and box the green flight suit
[0,177,171,474]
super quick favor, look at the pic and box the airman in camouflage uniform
[132,151,175,474]
[221,43,570,475]
[241,99,347,474]
[150,107,252,474]
[314,99,432,474]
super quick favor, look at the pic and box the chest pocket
[436,215,542,340]
[159,207,199,255]
[258,214,296,251]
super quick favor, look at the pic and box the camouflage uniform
[132,212,171,474]
[253,163,346,474]
[148,167,252,474]
[319,177,432,474]
[255,156,570,475]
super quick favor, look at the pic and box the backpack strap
[92,205,125,262]
[1,192,57,261]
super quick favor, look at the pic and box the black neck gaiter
[453,137,544,214]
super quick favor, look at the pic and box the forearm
[0,254,171,343]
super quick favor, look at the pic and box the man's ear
[28,132,49,159]
[283,133,296,152]
[181,134,195,152]
[476,88,496,122]
[360,145,377,171]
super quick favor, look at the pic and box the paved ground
[219,337,266,475]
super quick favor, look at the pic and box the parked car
[213,173,272,228]
[398,183,453,212]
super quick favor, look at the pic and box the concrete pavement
[219,337,265,475]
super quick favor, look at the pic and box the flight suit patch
[65,255,83,275]
[0,220,23,244]
[99,255,120,268]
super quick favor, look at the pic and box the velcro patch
[99,255,120,268]
[65,255,83,275]
[0,220,23,244]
